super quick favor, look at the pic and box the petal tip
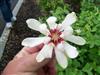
[70,12,77,19]
[62,12,77,26]
[61,64,68,69]
[72,12,75,14]
[46,16,57,23]
[70,51,79,59]
[26,19,33,24]
[21,39,27,46]
[79,39,86,45]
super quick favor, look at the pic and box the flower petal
[62,12,77,26]
[64,35,86,45]
[55,50,68,69]
[39,23,50,35]
[60,26,73,38]
[56,42,64,52]
[26,19,49,35]
[63,42,79,58]
[26,19,41,30]
[22,37,51,47]
[36,43,54,62]
[46,16,57,29]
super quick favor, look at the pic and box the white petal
[36,43,54,62]
[64,35,86,45]
[62,12,77,27]
[56,42,64,52]
[55,50,68,69]
[26,19,41,30]
[63,42,79,58]
[39,24,50,35]
[46,16,57,29]
[26,19,49,35]
[60,26,73,38]
[57,24,62,30]
[22,37,51,47]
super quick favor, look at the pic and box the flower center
[49,29,64,46]
[52,32,59,41]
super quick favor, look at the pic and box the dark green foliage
[37,0,67,11]
[69,0,100,74]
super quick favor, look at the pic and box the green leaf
[65,70,74,75]
[98,50,100,56]
[82,63,93,72]
[87,71,93,75]
[77,70,84,75]
[58,71,64,75]
[95,66,100,74]
[65,68,77,75]
[72,60,81,68]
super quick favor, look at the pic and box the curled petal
[36,43,54,62]
[26,19,49,35]
[55,49,68,69]
[22,37,51,47]
[46,16,57,29]
[63,42,79,58]
[62,12,77,27]
[64,35,86,45]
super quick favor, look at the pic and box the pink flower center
[48,29,64,46]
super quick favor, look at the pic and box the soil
[0,0,41,73]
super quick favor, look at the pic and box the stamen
[48,28,64,46]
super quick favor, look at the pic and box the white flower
[22,12,86,69]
